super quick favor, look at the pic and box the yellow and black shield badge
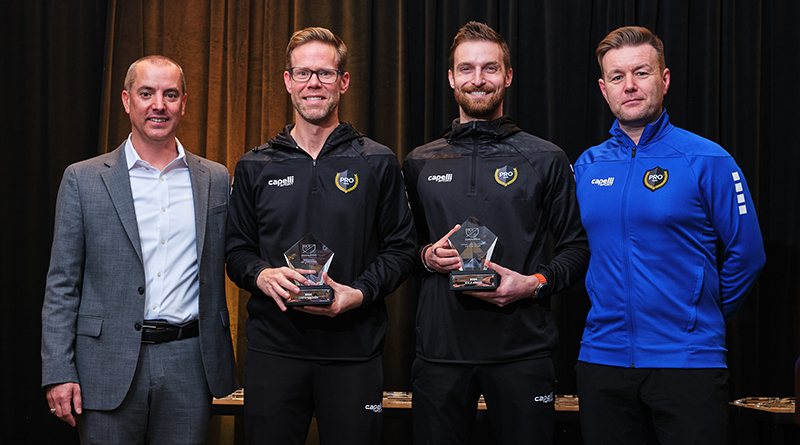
[335,170,359,193]
[494,166,518,187]
[643,167,668,192]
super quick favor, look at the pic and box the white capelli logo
[268,176,295,187]
[590,177,615,187]
[365,404,383,413]
[428,173,453,183]
[534,392,554,403]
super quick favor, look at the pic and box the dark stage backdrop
[3,1,799,444]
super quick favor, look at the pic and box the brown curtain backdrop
[4,1,800,444]
[93,2,412,443]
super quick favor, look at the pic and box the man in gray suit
[42,55,238,444]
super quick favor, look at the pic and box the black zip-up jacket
[402,116,589,364]
[226,123,416,360]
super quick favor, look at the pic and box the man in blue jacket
[574,26,766,444]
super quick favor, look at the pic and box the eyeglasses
[288,67,345,84]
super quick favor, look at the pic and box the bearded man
[402,21,589,445]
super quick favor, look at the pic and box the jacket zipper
[470,121,478,194]
[294,144,318,194]
[622,136,638,368]
[312,158,318,194]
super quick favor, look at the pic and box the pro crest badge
[335,170,359,193]
[643,167,668,191]
[494,165,518,187]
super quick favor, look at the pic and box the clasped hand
[426,225,541,307]
[256,267,363,316]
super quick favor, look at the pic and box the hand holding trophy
[284,234,335,305]
[448,217,499,291]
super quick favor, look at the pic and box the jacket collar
[268,122,364,155]
[610,109,674,148]
[443,115,522,143]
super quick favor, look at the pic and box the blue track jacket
[574,111,766,369]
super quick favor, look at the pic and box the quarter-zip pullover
[226,123,416,360]
[403,116,589,363]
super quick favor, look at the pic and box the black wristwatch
[532,274,549,298]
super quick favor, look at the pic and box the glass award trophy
[448,217,499,290]
[283,234,334,305]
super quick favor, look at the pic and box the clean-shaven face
[122,61,186,146]
[599,44,670,133]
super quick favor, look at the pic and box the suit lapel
[187,151,210,265]
[100,144,143,263]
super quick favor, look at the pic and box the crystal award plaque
[448,217,499,290]
[283,234,334,305]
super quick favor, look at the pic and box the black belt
[141,319,199,344]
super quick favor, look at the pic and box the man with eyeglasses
[226,27,416,445]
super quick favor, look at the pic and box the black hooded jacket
[227,123,416,360]
[402,116,589,364]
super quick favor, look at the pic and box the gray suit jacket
[41,143,238,410]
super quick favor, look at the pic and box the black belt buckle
[141,319,198,344]
[141,319,170,344]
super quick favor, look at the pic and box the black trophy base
[286,285,334,306]
[449,270,499,291]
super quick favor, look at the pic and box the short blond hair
[285,27,347,71]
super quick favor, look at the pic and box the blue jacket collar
[610,109,673,148]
